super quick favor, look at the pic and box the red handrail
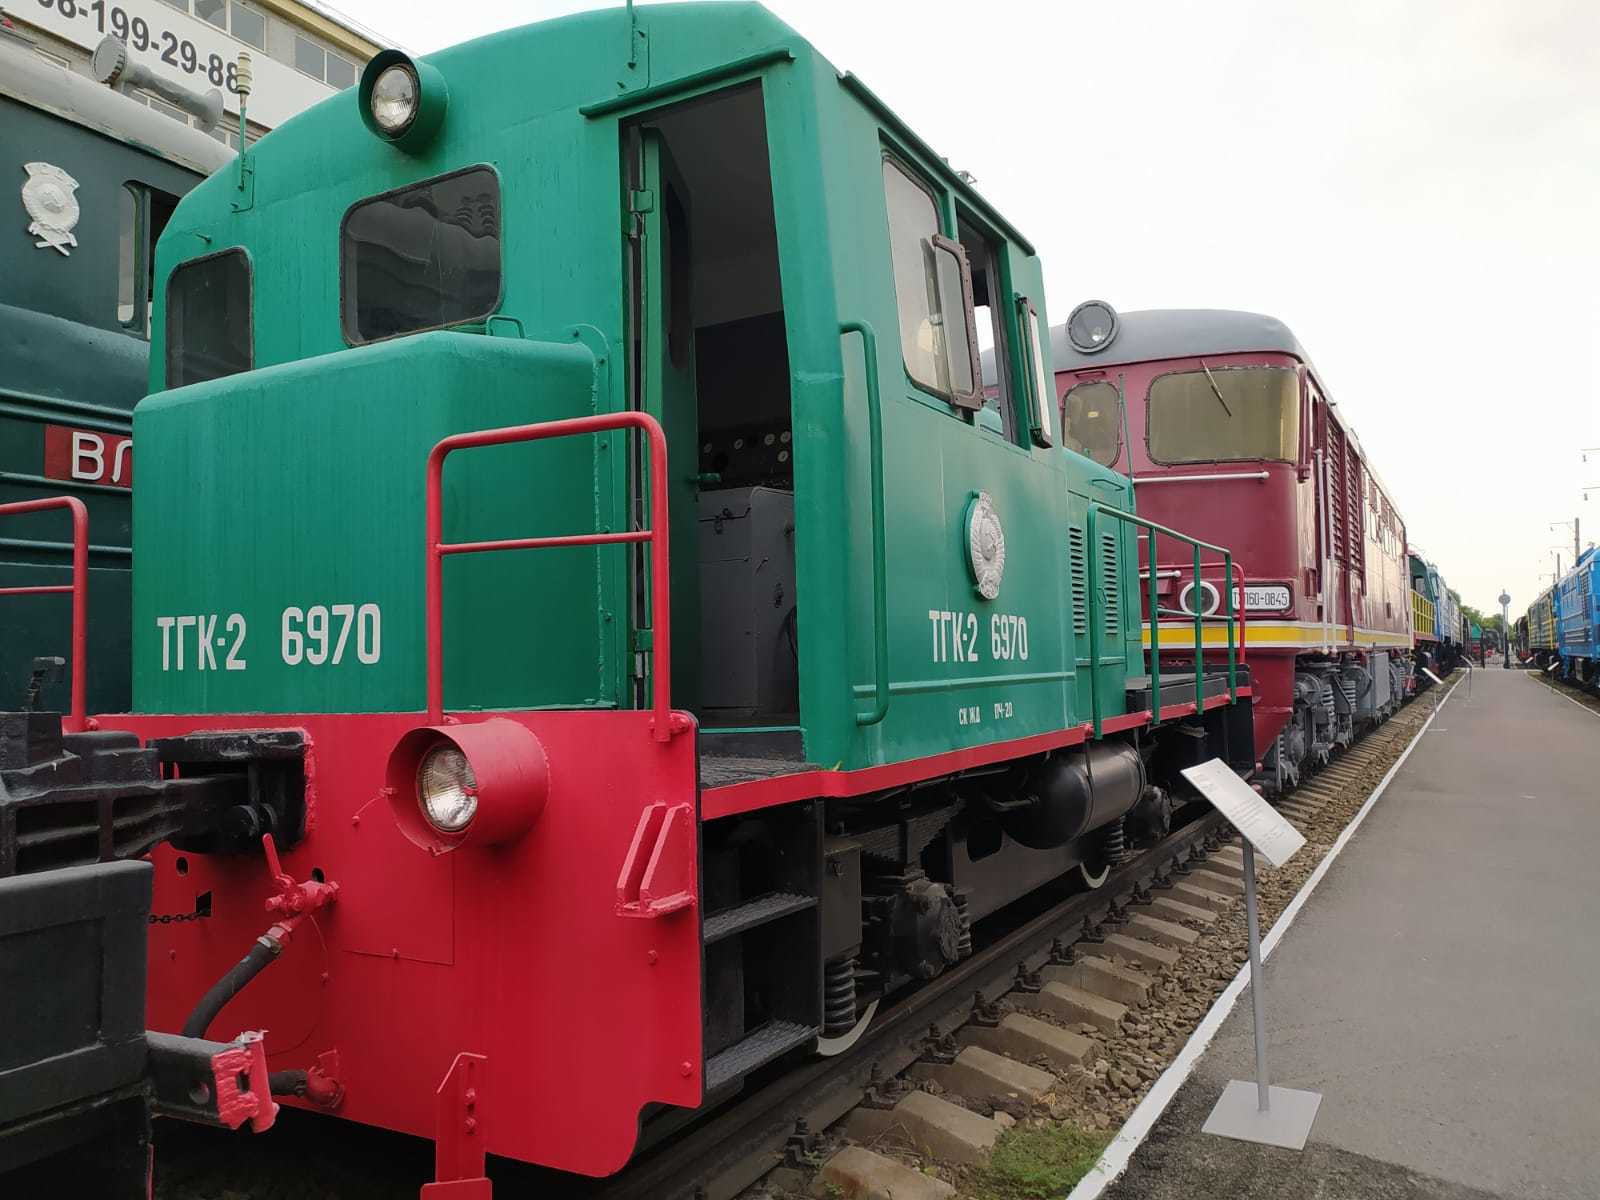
[425,412,681,739]
[0,496,89,731]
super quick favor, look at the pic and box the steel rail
[590,808,1227,1200]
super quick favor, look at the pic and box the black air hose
[181,936,279,1039]
[268,1069,308,1097]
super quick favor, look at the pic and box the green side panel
[133,333,609,714]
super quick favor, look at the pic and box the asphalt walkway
[1104,668,1600,1200]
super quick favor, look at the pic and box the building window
[325,53,356,89]
[167,249,253,387]
[146,95,192,125]
[230,2,265,48]
[880,155,981,409]
[294,34,325,79]
[341,166,502,344]
[157,0,189,10]
[194,0,226,28]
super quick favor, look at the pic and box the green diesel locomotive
[12,3,1251,1182]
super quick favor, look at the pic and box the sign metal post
[1183,759,1322,1150]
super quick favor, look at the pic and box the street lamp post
[1499,590,1510,668]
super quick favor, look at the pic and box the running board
[702,892,816,945]
[705,1020,818,1093]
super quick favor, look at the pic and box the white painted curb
[1064,676,1462,1200]
[1523,669,1600,719]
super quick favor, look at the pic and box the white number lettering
[196,613,217,671]
[330,603,355,665]
[279,603,381,666]
[70,431,104,481]
[156,616,175,670]
[156,612,243,670]
[174,615,195,670]
[225,614,247,670]
[111,438,132,485]
[281,607,304,664]
[356,603,381,664]
[986,614,1031,661]
[304,605,329,665]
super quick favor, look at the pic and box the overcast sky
[336,0,1599,617]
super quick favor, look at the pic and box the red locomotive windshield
[1146,365,1299,464]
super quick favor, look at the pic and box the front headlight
[417,743,477,832]
[370,63,419,134]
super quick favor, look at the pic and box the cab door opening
[625,84,799,741]
[624,82,822,1101]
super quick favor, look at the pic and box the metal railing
[425,412,684,739]
[0,496,89,732]
[1087,504,1239,738]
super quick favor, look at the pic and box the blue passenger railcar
[1556,548,1598,686]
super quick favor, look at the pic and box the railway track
[151,685,1448,1200]
[715,693,1446,1200]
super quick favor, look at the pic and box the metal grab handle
[0,496,89,732]
[425,412,681,740]
[841,319,888,727]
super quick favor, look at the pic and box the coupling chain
[149,909,211,924]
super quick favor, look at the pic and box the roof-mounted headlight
[370,63,419,135]
[1066,299,1120,355]
[358,49,447,152]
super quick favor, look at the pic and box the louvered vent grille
[1347,445,1365,575]
[1329,427,1348,563]
[1068,526,1088,635]
[1100,529,1120,636]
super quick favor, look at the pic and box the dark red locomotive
[1052,306,1414,790]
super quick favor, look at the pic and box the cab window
[166,249,252,387]
[881,156,981,409]
[1062,380,1122,467]
[962,219,1010,437]
[340,165,502,344]
[119,183,178,336]
[1146,365,1300,464]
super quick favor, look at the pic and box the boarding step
[702,891,816,944]
[1125,666,1250,713]
[705,1019,818,1093]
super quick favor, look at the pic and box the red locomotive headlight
[385,719,548,854]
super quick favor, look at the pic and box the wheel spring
[953,890,973,960]
[823,956,858,1037]
[1105,817,1129,865]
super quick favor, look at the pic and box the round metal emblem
[965,492,1006,601]
[21,162,80,256]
